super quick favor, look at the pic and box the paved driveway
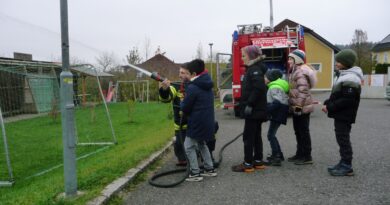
[123,93,390,205]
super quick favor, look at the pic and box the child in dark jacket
[264,69,289,166]
[322,49,363,176]
[181,59,216,182]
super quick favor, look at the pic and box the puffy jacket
[240,59,268,121]
[266,78,289,124]
[288,64,317,114]
[324,66,363,123]
[181,73,215,141]
[159,82,187,130]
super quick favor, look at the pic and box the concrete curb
[87,140,173,205]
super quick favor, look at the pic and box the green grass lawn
[0,102,173,205]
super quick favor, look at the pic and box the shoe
[329,163,354,176]
[327,162,341,172]
[287,155,301,162]
[200,169,217,177]
[185,173,203,182]
[267,153,285,161]
[265,157,282,166]
[254,160,267,169]
[294,156,313,165]
[231,163,255,173]
[176,160,187,167]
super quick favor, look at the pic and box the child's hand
[321,105,328,113]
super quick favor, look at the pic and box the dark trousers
[267,121,282,155]
[334,119,353,165]
[292,113,312,158]
[174,130,187,161]
[243,118,263,164]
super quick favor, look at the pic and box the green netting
[28,77,59,113]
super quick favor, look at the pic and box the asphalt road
[122,92,390,205]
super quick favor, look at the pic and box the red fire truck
[229,23,306,117]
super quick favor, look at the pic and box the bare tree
[126,47,143,65]
[70,56,87,66]
[195,42,204,59]
[144,36,152,61]
[350,29,372,74]
[95,51,118,72]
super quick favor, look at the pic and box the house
[122,54,181,82]
[372,34,390,64]
[275,19,340,90]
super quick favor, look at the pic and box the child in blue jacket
[181,59,216,182]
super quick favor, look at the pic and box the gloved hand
[244,105,253,116]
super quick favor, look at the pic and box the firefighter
[159,64,217,166]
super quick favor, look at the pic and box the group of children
[161,46,362,182]
[231,46,362,177]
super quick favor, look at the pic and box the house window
[377,53,381,63]
[309,63,322,72]
[384,52,389,63]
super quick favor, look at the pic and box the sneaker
[287,155,301,162]
[329,163,354,176]
[185,173,203,182]
[265,157,282,166]
[254,160,267,169]
[327,162,341,172]
[200,169,217,177]
[294,156,313,165]
[231,163,255,173]
[176,160,187,167]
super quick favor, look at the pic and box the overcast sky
[1,0,389,65]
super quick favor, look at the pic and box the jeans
[267,121,282,155]
[292,113,312,158]
[243,118,263,164]
[184,137,214,174]
[334,120,353,165]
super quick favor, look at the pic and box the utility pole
[208,43,213,79]
[60,0,77,197]
[270,0,274,31]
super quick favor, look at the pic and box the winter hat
[265,69,283,82]
[187,59,205,75]
[242,45,262,60]
[335,49,357,68]
[288,49,305,64]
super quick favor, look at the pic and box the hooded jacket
[324,66,363,123]
[240,58,268,121]
[288,64,317,114]
[181,73,215,141]
[266,78,289,124]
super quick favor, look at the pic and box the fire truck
[227,23,306,117]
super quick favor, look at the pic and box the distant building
[275,19,340,90]
[122,54,181,81]
[372,34,390,64]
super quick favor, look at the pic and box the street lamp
[208,43,213,79]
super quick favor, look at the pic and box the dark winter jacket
[240,59,268,121]
[323,66,363,124]
[266,78,289,125]
[180,73,215,141]
[159,82,188,130]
